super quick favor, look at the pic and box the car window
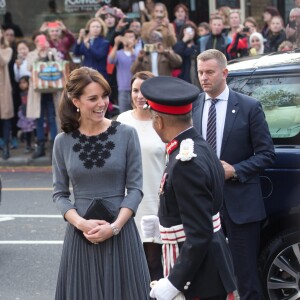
[227,75,300,142]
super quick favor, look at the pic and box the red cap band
[148,100,192,115]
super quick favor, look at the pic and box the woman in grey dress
[52,67,150,300]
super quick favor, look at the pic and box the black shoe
[2,144,10,160]
[32,141,45,159]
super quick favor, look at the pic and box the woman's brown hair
[59,67,111,133]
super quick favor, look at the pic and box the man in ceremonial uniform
[140,76,236,300]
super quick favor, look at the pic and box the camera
[85,29,89,35]
[242,26,250,33]
[124,18,132,23]
[288,20,297,30]
[144,44,157,53]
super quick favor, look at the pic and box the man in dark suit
[140,76,236,300]
[192,49,276,300]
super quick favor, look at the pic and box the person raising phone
[73,17,110,80]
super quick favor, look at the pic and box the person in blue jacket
[74,17,110,80]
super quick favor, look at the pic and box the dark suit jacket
[192,89,276,224]
[159,128,236,298]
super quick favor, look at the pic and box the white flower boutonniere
[176,139,197,161]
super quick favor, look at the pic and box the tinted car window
[227,75,300,144]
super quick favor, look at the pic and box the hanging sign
[64,0,105,12]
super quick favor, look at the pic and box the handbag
[32,60,69,93]
[83,197,115,222]
[75,198,116,243]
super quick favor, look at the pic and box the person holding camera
[226,17,258,60]
[173,23,199,85]
[141,2,176,48]
[131,30,182,77]
[108,30,137,113]
[73,17,110,80]
[285,7,300,48]
[39,21,75,61]
[13,40,32,82]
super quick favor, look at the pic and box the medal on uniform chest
[159,172,168,195]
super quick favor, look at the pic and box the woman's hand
[84,221,113,243]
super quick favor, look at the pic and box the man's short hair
[197,49,227,69]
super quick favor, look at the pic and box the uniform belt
[159,212,221,277]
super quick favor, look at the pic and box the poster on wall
[0,0,6,15]
[64,0,111,13]
[216,0,240,9]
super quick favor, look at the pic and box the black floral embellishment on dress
[95,158,105,168]
[90,151,98,160]
[102,150,111,159]
[89,136,98,144]
[73,143,82,152]
[72,131,80,139]
[84,159,94,169]
[98,132,109,141]
[107,126,117,135]
[94,143,103,152]
[79,135,87,143]
[105,141,115,150]
[79,152,86,161]
[71,121,120,169]
[83,143,93,152]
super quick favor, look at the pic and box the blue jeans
[1,119,11,144]
[36,93,57,141]
[118,90,132,113]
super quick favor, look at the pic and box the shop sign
[0,0,6,15]
[64,0,106,12]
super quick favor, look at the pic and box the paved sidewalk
[0,141,51,168]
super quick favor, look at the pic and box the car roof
[227,49,300,76]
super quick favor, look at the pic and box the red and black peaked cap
[140,76,200,115]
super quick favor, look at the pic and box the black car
[226,49,300,300]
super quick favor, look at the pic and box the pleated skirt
[55,218,151,300]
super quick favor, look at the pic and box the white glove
[141,215,161,242]
[150,278,180,300]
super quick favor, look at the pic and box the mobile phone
[105,7,115,15]
[186,27,194,34]
[124,17,131,23]
[288,20,296,30]
[17,54,24,62]
[139,1,145,11]
[85,29,89,35]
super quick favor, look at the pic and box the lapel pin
[232,109,236,113]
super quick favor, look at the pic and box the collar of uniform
[166,140,179,155]
[166,127,196,155]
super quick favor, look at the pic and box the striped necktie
[206,99,219,152]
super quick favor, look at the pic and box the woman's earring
[77,108,80,112]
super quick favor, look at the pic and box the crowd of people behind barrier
[0,1,299,160]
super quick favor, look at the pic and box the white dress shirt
[201,85,229,158]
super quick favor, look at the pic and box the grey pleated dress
[52,121,151,300]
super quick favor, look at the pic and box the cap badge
[176,139,197,161]
[166,140,178,155]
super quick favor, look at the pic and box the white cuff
[150,278,180,300]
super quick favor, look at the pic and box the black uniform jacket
[159,127,236,299]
